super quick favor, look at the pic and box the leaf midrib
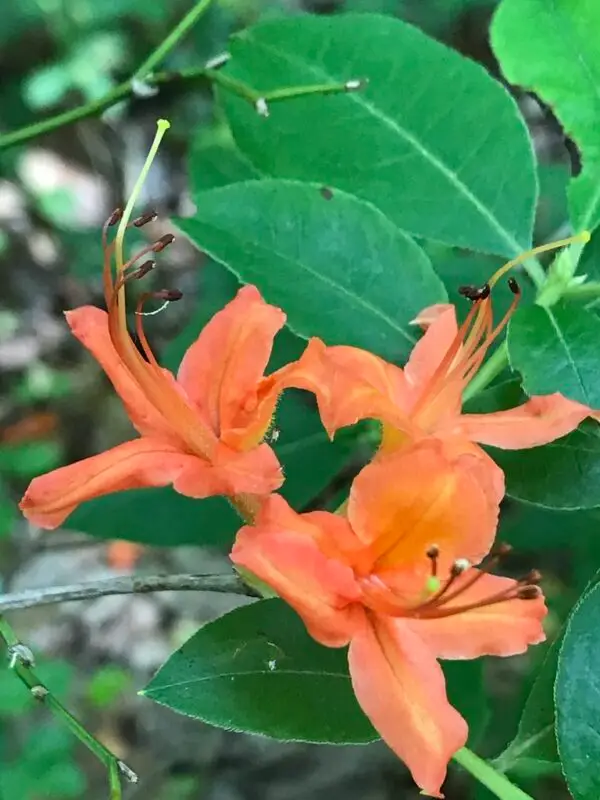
[183,217,416,346]
[146,668,352,693]
[239,30,524,257]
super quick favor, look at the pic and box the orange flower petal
[405,304,458,391]
[406,572,547,658]
[231,495,362,647]
[348,613,467,797]
[177,286,286,448]
[348,440,499,575]
[19,438,217,529]
[284,338,411,437]
[206,441,283,496]
[66,307,175,440]
[459,393,590,449]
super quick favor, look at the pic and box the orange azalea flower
[20,252,287,529]
[20,121,288,529]
[231,440,546,797]
[285,234,596,480]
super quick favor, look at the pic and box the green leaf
[467,379,600,511]
[508,303,600,407]
[494,638,560,776]
[556,580,600,799]
[177,180,447,362]
[142,598,378,744]
[490,423,600,510]
[492,0,600,231]
[219,14,537,256]
[189,141,262,195]
[68,262,353,546]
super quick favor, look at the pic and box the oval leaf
[508,304,600,408]
[556,580,600,800]
[492,0,600,231]
[219,14,537,256]
[177,180,446,362]
[142,598,378,744]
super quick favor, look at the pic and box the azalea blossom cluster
[19,195,595,795]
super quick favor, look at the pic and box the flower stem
[462,341,509,404]
[0,615,137,797]
[453,747,535,800]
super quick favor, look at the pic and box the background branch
[0,573,256,613]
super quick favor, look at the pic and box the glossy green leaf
[144,598,484,745]
[142,598,378,744]
[494,637,560,776]
[508,303,600,407]
[189,141,261,196]
[492,0,600,231]
[490,422,600,511]
[556,580,600,799]
[177,180,447,362]
[219,14,536,256]
[68,262,352,546]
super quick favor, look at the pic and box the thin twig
[0,573,256,613]
[0,615,137,798]
[0,0,364,153]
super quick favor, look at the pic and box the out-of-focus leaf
[220,14,537,256]
[492,0,600,232]
[178,180,447,363]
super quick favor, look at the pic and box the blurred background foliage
[0,0,586,798]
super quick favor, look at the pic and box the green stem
[462,341,509,404]
[453,747,535,800]
[133,0,214,80]
[109,761,123,800]
[0,615,135,797]
[0,65,358,152]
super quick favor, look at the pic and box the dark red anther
[426,545,440,559]
[133,211,158,228]
[107,208,123,227]
[131,260,155,279]
[458,283,491,302]
[152,233,175,253]
[508,277,521,295]
[492,542,513,558]
[154,288,183,302]
[517,585,542,600]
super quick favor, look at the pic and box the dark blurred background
[0,0,587,798]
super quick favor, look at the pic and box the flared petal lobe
[283,337,412,437]
[177,286,286,449]
[348,613,467,797]
[231,495,362,647]
[19,438,218,529]
[407,572,547,659]
[66,307,176,439]
[460,394,590,449]
[347,441,499,575]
